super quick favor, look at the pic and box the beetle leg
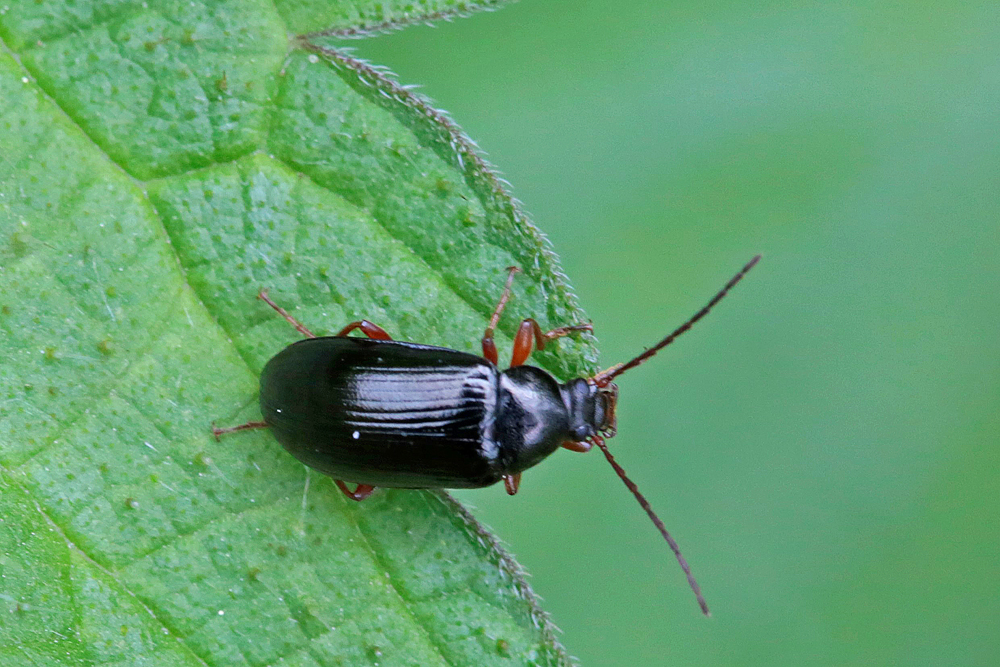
[336,320,392,340]
[482,266,521,364]
[561,440,593,453]
[591,363,626,388]
[211,421,268,441]
[510,319,594,367]
[258,289,315,338]
[503,472,522,495]
[334,480,376,501]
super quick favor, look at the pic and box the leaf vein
[0,469,213,667]
[12,301,178,471]
[341,504,454,667]
[291,42,597,379]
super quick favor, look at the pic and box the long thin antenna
[593,435,710,616]
[596,255,761,385]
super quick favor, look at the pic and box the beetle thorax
[493,366,567,474]
[560,378,605,441]
[494,367,610,475]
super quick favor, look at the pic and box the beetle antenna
[595,255,761,385]
[593,435,710,616]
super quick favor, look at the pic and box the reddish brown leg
[258,289,315,338]
[212,421,268,441]
[482,266,522,364]
[334,480,376,501]
[337,320,392,340]
[503,472,522,495]
[562,440,593,453]
[592,363,625,388]
[510,318,594,367]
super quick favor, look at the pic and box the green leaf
[0,2,596,665]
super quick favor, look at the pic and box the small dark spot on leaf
[247,567,261,581]
[97,339,113,355]
[43,347,57,361]
[125,497,139,510]
[10,232,29,257]
[496,638,510,656]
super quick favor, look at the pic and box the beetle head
[560,378,620,443]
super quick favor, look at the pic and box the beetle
[213,255,760,615]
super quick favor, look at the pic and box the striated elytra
[258,337,611,491]
[214,257,760,615]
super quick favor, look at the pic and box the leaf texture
[0,2,595,665]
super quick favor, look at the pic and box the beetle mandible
[213,256,761,615]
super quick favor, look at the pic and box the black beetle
[214,256,760,615]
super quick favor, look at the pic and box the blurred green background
[355,2,999,665]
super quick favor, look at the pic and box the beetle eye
[592,397,606,431]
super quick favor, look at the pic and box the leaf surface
[0,2,595,665]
